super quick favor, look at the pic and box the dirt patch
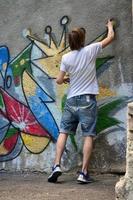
[0,171,120,200]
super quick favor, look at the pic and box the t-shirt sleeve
[87,42,102,59]
[60,56,68,72]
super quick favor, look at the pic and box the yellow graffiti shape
[27,31,70,107]
[0,142,8,155]
[21,133,50,153]
[22,71,37,96]
[98,85,116,100]
[2,62,7,70]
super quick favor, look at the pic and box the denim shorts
[60,94,97,137]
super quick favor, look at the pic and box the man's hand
[100,19,115,48]
[56,71,66,84]
[106,19,115,29]
[63,77,70,84]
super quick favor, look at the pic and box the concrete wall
[0,0,132,172]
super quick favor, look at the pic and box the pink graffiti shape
[0,88,51,138]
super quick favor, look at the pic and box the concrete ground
[0,171,120,200]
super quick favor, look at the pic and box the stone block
[128,102,133,115]
[127,134,133,141]
[127,141,133,151]
[128,117,133,131]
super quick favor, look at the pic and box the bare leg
[54,133,68,165]
[81,136,93,174]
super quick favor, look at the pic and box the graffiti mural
[0,16,122,161]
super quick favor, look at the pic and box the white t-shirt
[60,42,102,99]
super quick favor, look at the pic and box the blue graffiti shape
[0,46,10,88]
[22,71,59,142]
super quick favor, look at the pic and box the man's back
[61,42,102,98]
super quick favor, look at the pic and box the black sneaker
[77,171,94,184]
[48,164,62,183]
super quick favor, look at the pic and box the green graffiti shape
[10,45,32,86]
[5,128,18,139]
[0,94,4,108]
[96,56,114,71]
[96,99,122,133]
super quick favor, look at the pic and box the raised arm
[100,19,115,48]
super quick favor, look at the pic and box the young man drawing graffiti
[48,19,115,183]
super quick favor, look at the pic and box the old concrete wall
[0,0,132,172]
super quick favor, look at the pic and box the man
[48,20,115,183]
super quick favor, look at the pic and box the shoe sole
[77,180,93,184]
[48,171,62,183]
[77,178,94,184]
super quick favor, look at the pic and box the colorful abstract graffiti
[0,16,120,161]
